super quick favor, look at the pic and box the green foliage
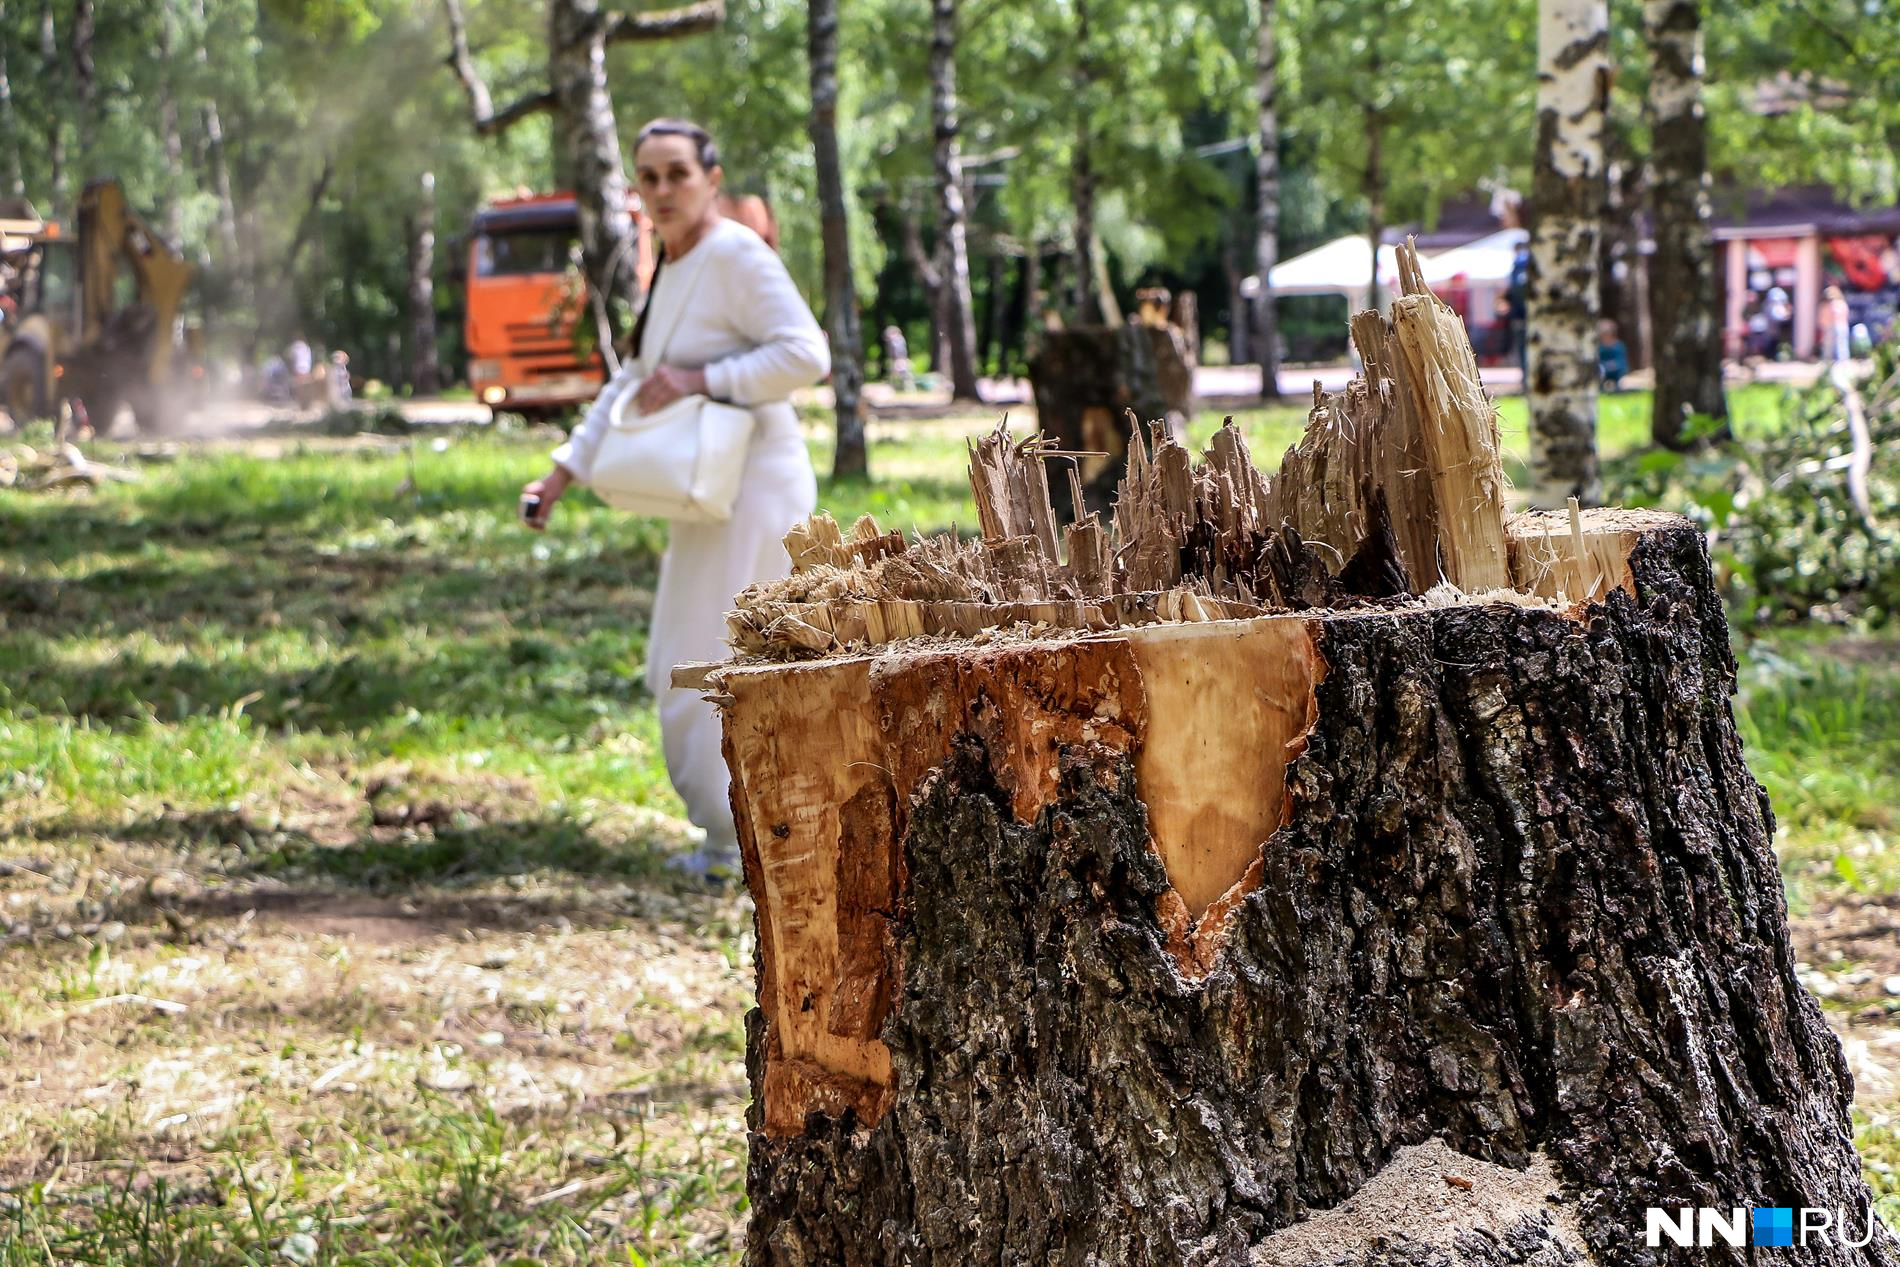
[1604,366,1900,627]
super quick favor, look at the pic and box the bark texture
[1253,0,1282,400]
[740,521,1891,1267]
[1528,0,1608,504]
[1643,0,1728,449]
[929,0,982,401]
[807,0,866,478]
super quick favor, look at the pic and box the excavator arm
[77,179,193,386]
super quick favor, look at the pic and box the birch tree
[443,0,724,340]
[1527,0,1607,504]
[930,0,981,399]
[809,0,868,477]
[1644,0,1727,449]
[1252,0,1281,399]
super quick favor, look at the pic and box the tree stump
[688,244,1893,1267]
[1029,323,1196,520]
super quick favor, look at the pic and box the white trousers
[643,403,816,851]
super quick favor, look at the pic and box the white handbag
[587,237,755,523]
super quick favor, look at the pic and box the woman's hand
[519,466,572,532]
[632,364,708,415]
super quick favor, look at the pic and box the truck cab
[463,193,655,412]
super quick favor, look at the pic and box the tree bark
[729,516,1892,1266]
[70,0,93,174]
[1528,0,1607,505]
[407,171,440,395]
[547,0,640,335]
[1644,0,1729,450]
[1252,0,1282,399]
[929,0,982,401]
[807,0,866,479]
[0,1,22,200]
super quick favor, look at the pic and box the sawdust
[1250,1138,1591,1266]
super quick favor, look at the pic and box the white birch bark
[1527,0,1608,504]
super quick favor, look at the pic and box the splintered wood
[723,240,1583,664]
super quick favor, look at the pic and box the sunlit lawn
[0,392,1892,1261]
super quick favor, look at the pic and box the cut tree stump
[1029,322,1196,520]
[686,242,1895,1266]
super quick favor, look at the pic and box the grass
[0,390,1895,1261]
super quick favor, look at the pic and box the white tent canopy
[1244,228,1529,301]
[1253,235,1399,300]
[1417,228,1528,286]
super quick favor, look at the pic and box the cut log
[691,242,1893,1266]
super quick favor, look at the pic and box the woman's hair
[635,118,719,172]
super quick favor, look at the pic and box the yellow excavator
[0,179,195,434]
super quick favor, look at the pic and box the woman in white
[520,119,828,876]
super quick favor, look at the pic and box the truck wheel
[2,344,50,423]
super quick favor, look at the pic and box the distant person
[1819,285,1852,363]
[517,118,828,881]
[327,350,353,408]
[882,325,914,391]
[260,353,291,404]
[1764,284,1793,357]
[1596,318,1628,391]
[287,337,319,408]
[1507,241,1532,386]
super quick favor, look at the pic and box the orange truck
[462,190,779,413]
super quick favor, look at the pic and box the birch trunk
[1070,0,1098,325]
[0,1,22,199]
[807,0,866,479]
[1252,0,1282,399]
[930,0,982,401]
[548,0,640,335]
[407,172,440,395]
[1644,0,1728,449]
[1527,0,1607,505]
